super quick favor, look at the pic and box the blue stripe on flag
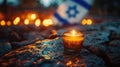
[73,0,91,10]
[54,13,70,25]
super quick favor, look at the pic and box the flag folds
[52,0,94,25]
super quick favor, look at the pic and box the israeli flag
[52,0,94,25]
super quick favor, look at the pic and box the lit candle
[62,30,84,53]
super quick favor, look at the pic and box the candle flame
[71,30,77,36]
[64,30,83,36]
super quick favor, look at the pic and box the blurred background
[0,0,120,21]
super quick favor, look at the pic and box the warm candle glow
[35,19,41,27]
[62,30,84,53]
[71,30,76,36]
[24,19,29,25]
[87,19,92,25]
[0,20,6,26]
[81,19,87,25]
[7,21,12,26]
[43,19,53,27]
[64,30,83,36]
[13,17,20,25]
[30,14,36,20]
[81,19,93,25]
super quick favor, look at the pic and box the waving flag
[52,0,94,25]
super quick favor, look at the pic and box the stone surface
[105,46,120,64]
[83,31,110,47]
[80,49,106,67]
[0,42,12,57]
[0,19,120,67]
[109,40,120,47]
[0,38,107,67]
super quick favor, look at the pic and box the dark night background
[0,0,120,21]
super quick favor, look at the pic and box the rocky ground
[0,19,120,67]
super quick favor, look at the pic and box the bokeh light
[87,19,93,25]
[81,19,87,25]
[43,19,53,27]
[7,21,12,26]
[35,19,41,27]
[81,19,93,25]
[0,20,6,26]
[24,19,29,25]
[13,17,20,25]
[30,14,36,20]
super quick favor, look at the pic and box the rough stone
[83,31,110,47]
[109,40,120,47]
[0,42,12,57]
[105,46,120,64]
[80,49,106,67]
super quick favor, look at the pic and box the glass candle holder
[62,30,84,54]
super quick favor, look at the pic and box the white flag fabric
[52,0,94,25]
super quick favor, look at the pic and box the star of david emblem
[66,5,79,18]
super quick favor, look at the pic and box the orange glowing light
[24,19,29,25]
[30,14,36,20]
[65,30,83,36]
[81,19,87,25]
[13,17,20,25]
[35,19,41,27]
[0,20,6,26]
[66,61,72,66]
[62,30,84,53]
[7,21,12,26]
[81,19,93,25]
[43,19,53,27]
[87,19,92,25]
[71,30,77,36]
